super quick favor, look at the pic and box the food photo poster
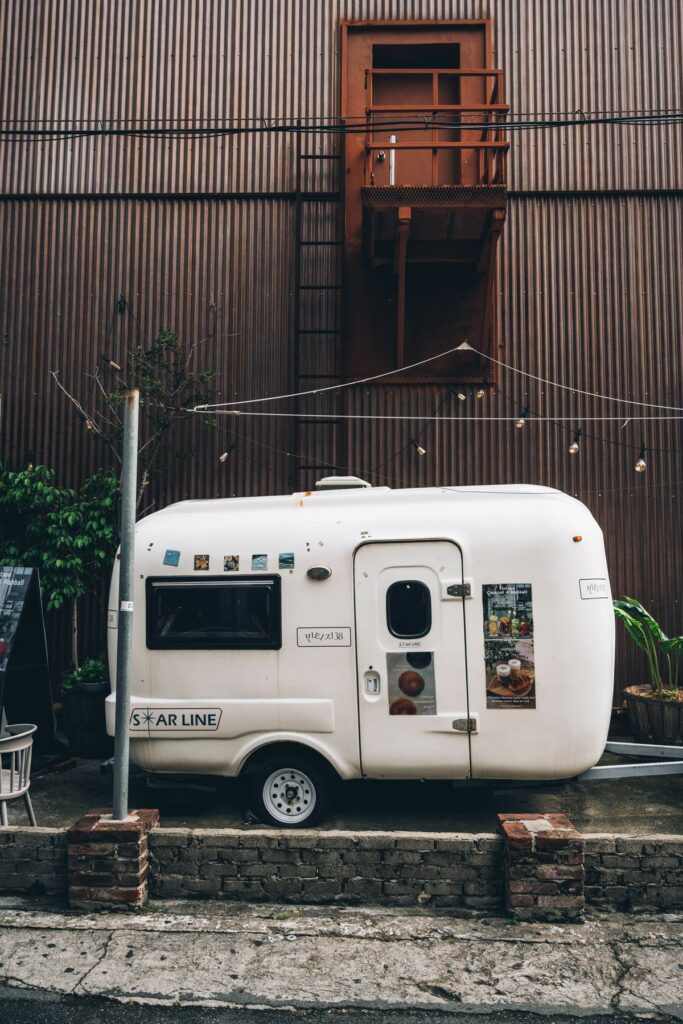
[483,583,536,709]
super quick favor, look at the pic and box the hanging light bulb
[515,407,529,430]
[410,438,427,456]
[219,443,236,463]
[476,388,486,399]
[457,392,467,402]
[568,429,582,455]
[635,446,646,473]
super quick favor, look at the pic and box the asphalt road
[1,996,678,1024]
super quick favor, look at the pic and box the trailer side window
[386,580,432,639]
[146,577,281,650]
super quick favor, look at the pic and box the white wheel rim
[263,768,317,824]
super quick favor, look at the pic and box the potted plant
[61,658,113,758]
[613,597,683,744]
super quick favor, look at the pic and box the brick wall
[149,829,503,908]
[0,827,67,896]
[2,827,683,912]
[585,835,683,911]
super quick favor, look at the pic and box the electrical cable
[194,343,467,409]
[4,107,683,124]
[462,343,683,413]
[1,110,683,143]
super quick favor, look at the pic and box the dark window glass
[386,580,432,639]
[146,577,281,650]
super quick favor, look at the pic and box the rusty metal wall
[1,0,682,694]
[1,0,682,193]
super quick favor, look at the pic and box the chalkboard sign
[0,567,55,747]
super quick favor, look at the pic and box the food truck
[107,477,615,826]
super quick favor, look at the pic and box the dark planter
[624,684,683,744]
[62,683,113,758]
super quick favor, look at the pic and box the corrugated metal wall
[1,0,682,694]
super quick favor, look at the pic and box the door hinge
[446,582,471,598]
[452,717,477,734]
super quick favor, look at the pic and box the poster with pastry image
[483,584,536,709]
[386,651,436,715]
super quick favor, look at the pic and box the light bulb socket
[635,446,647,473]
[515,406,529,429]
[219,443,236,463]
[568,428,582,454]
[410,437,427,456]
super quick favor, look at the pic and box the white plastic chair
[0,724,37,826]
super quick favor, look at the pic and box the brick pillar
[67,808,159,911]
[498,813,585,922]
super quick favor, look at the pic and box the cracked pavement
[0,900,681,1017]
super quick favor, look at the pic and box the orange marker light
[573,535,583,543]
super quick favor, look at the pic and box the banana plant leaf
[615,596,668,643]
[662,636,683,654]
[613,605,651,655]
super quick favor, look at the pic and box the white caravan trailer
[107,477,615,827]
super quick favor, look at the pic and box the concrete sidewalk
[0,900,682,1017]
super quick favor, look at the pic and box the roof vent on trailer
[314,475,372,491]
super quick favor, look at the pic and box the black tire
[248,754,331,828]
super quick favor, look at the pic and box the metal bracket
[452,717,477,734]
[577,739,683,781]
[446,582,472,598]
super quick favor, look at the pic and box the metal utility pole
[112,389,139,821]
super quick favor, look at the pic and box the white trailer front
[107,479,615,826]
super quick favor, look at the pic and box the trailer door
[354,540,471,779]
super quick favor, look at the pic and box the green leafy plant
[613,597,683,699]
[0,465,118,668]
[61,658,108,693]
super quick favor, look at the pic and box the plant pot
[62,684,113,758]
[624,684,683,744]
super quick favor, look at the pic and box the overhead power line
[1,110,683,143]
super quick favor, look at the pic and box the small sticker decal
[194,554,210,571]
[279,552,295,570]
[252,554,268,570]
[163,549,181,567]
[579,578,609,600]
[224,554,240,572]
[297,627,351,647]
[120,600,134,613]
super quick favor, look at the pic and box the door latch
[452,717,477,733]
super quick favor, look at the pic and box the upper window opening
[372,43,460,69]
[146,576,281,650]
[386,580,432,639]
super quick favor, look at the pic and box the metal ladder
[289,127,345,490]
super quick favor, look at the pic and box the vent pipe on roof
[314,475,372,491]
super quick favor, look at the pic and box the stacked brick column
[67,808,159,911]
[498,813,585,922]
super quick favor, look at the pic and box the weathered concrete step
[0,902,682,1015]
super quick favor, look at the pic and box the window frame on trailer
[386,579,433,639]
[145,575,282,651]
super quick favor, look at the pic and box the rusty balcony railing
[363,68,509,188]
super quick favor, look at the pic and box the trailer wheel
[249,755,330,828]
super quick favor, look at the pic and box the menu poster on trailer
[483,583,536,709]
[386,651,437,716]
